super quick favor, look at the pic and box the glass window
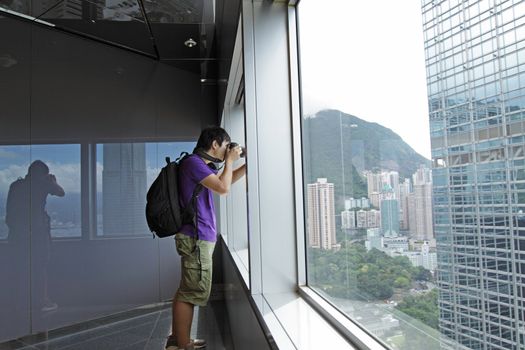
[296,1,525,349]
[95,142,194,237]
[0,144,81,240]
[31,144,81,239]
[0,145,30,240]
[297,0,452,348]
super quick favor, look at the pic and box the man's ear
[211,140,220,150]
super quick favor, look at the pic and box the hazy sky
[0,142,196,195]
[298,0,431,158]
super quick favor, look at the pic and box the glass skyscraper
[423,0,525,349]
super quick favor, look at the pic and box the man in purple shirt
[166,127,245,350]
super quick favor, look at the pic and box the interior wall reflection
[0,13,206,342]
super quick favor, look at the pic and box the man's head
[27,160,49,178]
[194,126,231,161]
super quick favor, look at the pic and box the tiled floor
[0,298,233,350]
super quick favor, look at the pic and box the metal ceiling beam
[0,8,158,60]
[136,0,160,60]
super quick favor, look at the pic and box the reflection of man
[5,160,65,312]
[166,127,245,350]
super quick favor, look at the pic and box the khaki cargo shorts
[174,233,215,307]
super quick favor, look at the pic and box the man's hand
[225,145,242,163]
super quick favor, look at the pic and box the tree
[396,289,439,329]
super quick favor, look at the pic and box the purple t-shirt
[178,154,218,242]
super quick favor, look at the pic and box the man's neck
[198,149,220,164]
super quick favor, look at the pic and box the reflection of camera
[228,142,246,158]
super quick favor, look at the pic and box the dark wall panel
[0,15,213,342]
[0,15,32,341]
[30,24,202,143]
[0,16,31,144]
[216,0,241,115]
[221,239,272,350]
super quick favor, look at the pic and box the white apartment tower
[307,178,337,250]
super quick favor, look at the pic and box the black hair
[194,126,231,152]
[27,160,49,178]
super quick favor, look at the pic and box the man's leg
[172,299,194,348]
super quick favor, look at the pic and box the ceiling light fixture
[184,38,197,48]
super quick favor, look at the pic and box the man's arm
[48,174,65,197]
[200,146,242,195]
[200,160,234,195]
[232,164,246,184]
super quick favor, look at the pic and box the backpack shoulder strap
[176,152,190,163]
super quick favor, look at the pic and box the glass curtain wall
[423,0,525,349]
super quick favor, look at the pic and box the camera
[228,142,246,158]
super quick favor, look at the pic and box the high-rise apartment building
[367,209,381,228]
[366,171,383,207]
[345,197,370,210]
[341,210,356,229]
[409,166,434,241]
[356,209,368,228]
[422,0,525,348]
[413,164,432,185]
[399,178,411,230]
[408,183,434,240]
[307,178,337,250]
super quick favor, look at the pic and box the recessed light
[184,38,197,48]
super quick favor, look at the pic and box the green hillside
[302,109,430,210]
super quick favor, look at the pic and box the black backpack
[145,153,203,238]
[5,177,30,234]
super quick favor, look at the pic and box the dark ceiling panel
[0,0,63,18]
[0,0,241,90]
[37,0,155,56]
[143,0,213,24]
[160,57,221,80]
[150,22,214,59]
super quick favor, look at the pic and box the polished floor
[0,297,233,350]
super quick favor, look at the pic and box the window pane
[31,144,81,238]
[298,0,525,349]
[298,1,453,348]
[0,146,30,240]
[95,142,194,237]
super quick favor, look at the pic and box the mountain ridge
[302,109,431,209]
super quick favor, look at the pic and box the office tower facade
[423,0,525,348]
[307,178,337,250]
[382,170,400,201]
[380,199,399,237]
[102,143,147,236]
